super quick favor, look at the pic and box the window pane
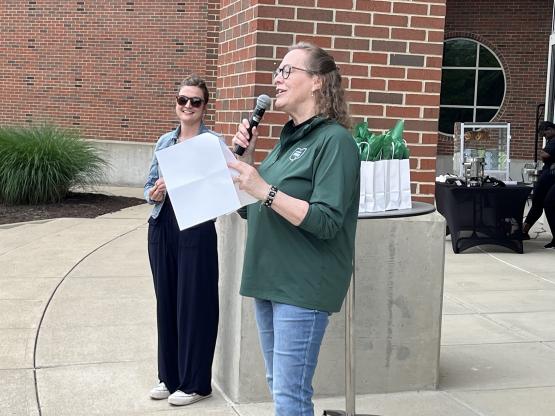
[477,70,505,106]
[440,69,476,106]
[439,107,474,135]
[443,39,477,67]
[476,108,498,122]
[479,46,501,68]
[439,38,506,137]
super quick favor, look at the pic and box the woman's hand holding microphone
[229,119,269,201]
[232,118,258,164]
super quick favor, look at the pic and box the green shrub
[0,124,107,204]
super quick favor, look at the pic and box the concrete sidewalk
[1,187,555,415]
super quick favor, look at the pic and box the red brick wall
[0,0,219,142]
[217,0,446,202]
[439,0,552,158]
[1,1,448,200]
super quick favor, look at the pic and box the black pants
[147,198,219,395]
[525,170,555,240]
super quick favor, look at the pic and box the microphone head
[256,94,271,110]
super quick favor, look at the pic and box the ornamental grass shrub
[0,124,107,204]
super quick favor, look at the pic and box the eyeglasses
[176,95,204,108]
[273,64,313,80]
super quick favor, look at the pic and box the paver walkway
[1,188,555,415]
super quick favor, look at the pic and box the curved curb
[31,223,145,416]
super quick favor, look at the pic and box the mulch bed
[0,192,145,225]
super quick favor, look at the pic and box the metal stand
[323,255,378,416]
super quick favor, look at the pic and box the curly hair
[178,74,209,105]
[289,42,351,129]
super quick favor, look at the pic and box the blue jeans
[254,299,329,416]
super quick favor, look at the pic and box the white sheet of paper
[156,132,257,230]
[218,140,259,207]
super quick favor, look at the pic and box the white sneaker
[149,382,170,400]
[167,390,211,406]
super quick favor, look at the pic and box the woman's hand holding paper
[228,160,268,201]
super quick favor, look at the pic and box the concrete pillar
[214,211,446,402]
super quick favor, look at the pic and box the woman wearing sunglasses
[144,74,219,407]
[229,42,360,416]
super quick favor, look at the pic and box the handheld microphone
[234,94,271,156]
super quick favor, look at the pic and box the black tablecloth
[435,182,532,253]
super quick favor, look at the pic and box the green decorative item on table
[355,119,412,213]
[352,119,410,161]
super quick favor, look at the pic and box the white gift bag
[385,158,401,210]
[399,158,412,209]
[372,159,386,212]
[360,161,375,212]
[358,141,411,213]
[358,142,368,212]
[359,163,366,212]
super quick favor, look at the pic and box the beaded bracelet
[263,185,278,208]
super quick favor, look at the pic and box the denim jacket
[144,123,220,219]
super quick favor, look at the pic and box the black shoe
[544,241,555,248]
[522,232,530,240]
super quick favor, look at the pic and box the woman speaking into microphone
[229,42,360,416]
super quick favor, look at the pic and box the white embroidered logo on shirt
[289,147,307,161]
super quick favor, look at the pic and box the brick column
[217,0,447,202]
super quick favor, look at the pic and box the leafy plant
[0,124,107,204]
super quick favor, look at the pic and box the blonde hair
[289,42,351,129]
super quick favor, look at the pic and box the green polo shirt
[239,117,360,313]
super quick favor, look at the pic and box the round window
[439,38,506,135]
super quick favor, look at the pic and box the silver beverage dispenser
[463,157,486,187]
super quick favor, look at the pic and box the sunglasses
[176,95,204,108]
